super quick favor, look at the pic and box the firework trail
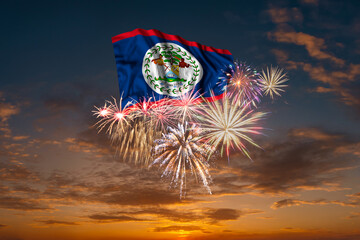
[110,119,159,166]
[149,100,177,131]
[93,96,133,134]
[259,66,288,99]
[172,89,204,123]
[94,97,161,166]
[150,122,213,197]
[220,61,262,107]
[197,94,267,160]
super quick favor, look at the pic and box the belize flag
[112,29,233,109]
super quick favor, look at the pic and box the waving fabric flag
[112,29,233,108]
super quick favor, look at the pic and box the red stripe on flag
[112,28,232,55]
[123,92,226,115]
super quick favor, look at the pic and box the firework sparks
[150,122,213,197]
[198,95,266,160]
[172,89,204,123]
[149,100,177,131]
[93,61,288,198]
[259,66,288,99]
[221,62,262,107]
[93,97,133,134]
[111,119,159,166]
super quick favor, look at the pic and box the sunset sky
[1,0,360,239]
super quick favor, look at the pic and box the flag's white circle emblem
[142,42,203,97]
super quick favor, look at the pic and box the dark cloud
[0,224,7,228]
[272,199,325,209]
[152,225,205,233]
[346,212,360,219]
[0,196,50,211]
[42,166,194,207]
[88,207,262,226]
[36,220,79,226]
[43,97,80,112]
[204,208,263,225]
[11,185,39,193]
[64,128,114,157]
[0,161,38,182]
[113,208,202,223]
[272,192,360,209]
[92,187,186,206]
[204,208,240,221]
[88,214,145,222]
[212,128,359,195]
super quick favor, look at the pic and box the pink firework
[223,62,262,107]
[172,89,204,123]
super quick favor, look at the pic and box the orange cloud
[267,7,303,24]
[289,128,340,141]
[271,49,360,108]
[36,220,79,226]
[268,31,345,65]
[272,192,360,209]
[0,102,20,122]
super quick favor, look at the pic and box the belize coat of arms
[142,42,203,97]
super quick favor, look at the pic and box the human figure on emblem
[152,54,167,78]
[178,58,190,80]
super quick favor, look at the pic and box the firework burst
[93,96,133,134]
[172,89,204,123]
[111,119,159,166]
[149,100,177,131]
[150,122,213,197]
[259,66,288,99]
[198,95,267,160]
[221,62,262,107]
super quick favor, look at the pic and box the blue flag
[112,29,233,109]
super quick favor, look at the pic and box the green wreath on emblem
[144,43,200,95]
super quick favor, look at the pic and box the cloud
[204,208,240,221]
[211,128,359,195]
[43,97,80,112]
[289,128,341,141]
[0,97,21,138]
[12,136,29,141]
[0,102,20,122]
[64,128,114,157]
[88,214,145,222]
[268,31,345,65]
[204,208,263,224]
[0,196,50,211]
[0,161,38,182]
[86,207,262,226]
[152,225,205,233]
[267,7,303,24]
[271,50,360,108]
[36,220,79,226]
[42,166,194,207]
[272,199,327,209]
[299,0,318,5]
[346,212,360,219]
[12,184,39,193]
[112,208,202,223]
[0,224,7,228]
[272,193,360,209]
